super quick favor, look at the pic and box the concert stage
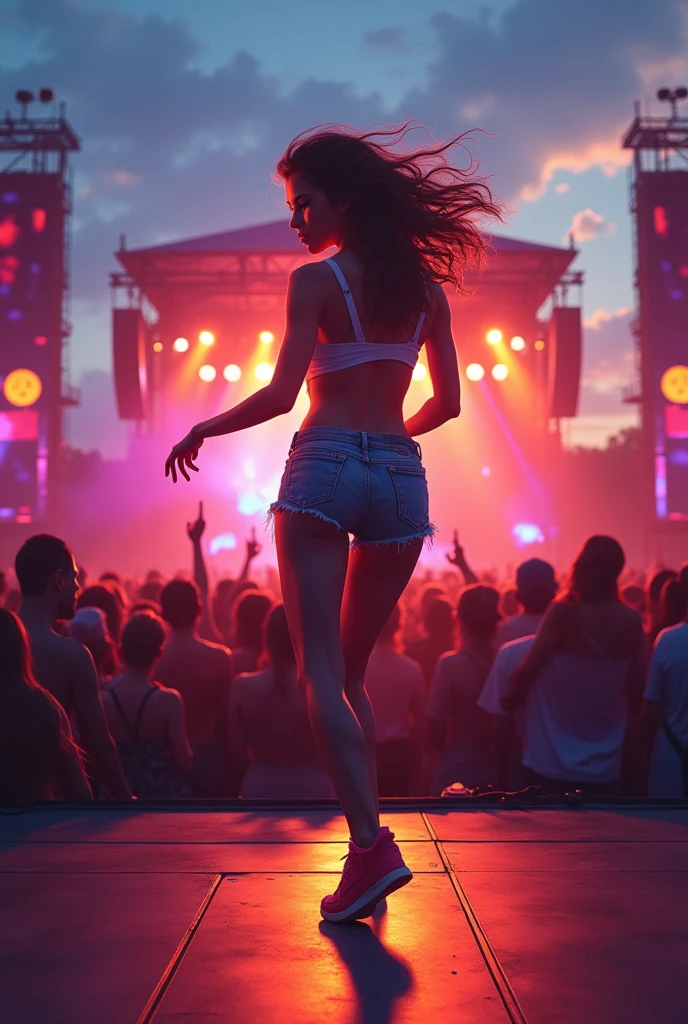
[1,800,687,1023]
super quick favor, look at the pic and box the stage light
[199,330,215,346]
[198,364,217,382]
[492,364,509,381]
[223,363,242,382]
[466,363,485,381]
[209,532,237,555]
[3,368,42,407]
[153,341,163,353]
[534,339,545,351]
[259,330,275,345]
[486,329,503,345]
[412,363,427,381]
[512,522,545,547]
[255,362,274,382]
[173,337,189,353]
[510,336,526,351]
[481,466,491,477]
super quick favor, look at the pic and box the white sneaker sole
[320,865,413,923]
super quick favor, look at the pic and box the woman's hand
[165,428,204,483]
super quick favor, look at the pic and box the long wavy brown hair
[0,609,85,801]
[275,120,505,335]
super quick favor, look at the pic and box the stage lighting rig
[657,86,688,121]
[486,329,502,345]
[199,364,216,382]
[199,330,215,346]
[492,364,509,381]
[466,363,485,381]
[173,337,190,352]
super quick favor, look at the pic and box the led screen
[637,171,688,520]
[0,173,62,523]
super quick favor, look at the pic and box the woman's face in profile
[286,173,347,254]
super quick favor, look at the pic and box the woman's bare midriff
[301,360,415,434]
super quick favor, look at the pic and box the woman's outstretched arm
[165,265,323,481]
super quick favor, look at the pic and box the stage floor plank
[1,803,686,1023]
[153,873,510,1024]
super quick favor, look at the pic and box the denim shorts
[265,426,436,550]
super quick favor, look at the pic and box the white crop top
[305,258,426,383]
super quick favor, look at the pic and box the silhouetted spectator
[643,597,688,797]
[364,604,425,796]
[16,534,131,799]
[445,529,479,585]
[621,583,646,617]
[405,595,455,689]
[228,604,335,798]
[496,558,558,647]
[102,612,192,798]
[67,606,117,688]
[426,584,502,794]
[646,568,678,649]
[500,586,520,620]
[657,576,688,635]
[76,583,123,643]
[0,608,92,802]
[231,589,274,675]
[155,578,233,796]
[502,535,646,796]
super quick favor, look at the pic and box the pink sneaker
[320,826,413,923]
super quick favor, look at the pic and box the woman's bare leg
[340,538,424,818]
[274,510,379,848]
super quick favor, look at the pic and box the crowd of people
[1,510,687,804]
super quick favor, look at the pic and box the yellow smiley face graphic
[660,365,688,406]
[3,368,43,407]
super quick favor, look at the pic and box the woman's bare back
[301,252,441,435]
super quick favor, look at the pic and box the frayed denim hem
[264,502,347,543]
[350,522,437,553]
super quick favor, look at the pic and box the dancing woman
[165,122,502,922]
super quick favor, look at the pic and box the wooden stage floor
[1,799,687,1023]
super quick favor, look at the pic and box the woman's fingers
[178,456,190,482]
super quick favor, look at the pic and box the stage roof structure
[113,219,578,317]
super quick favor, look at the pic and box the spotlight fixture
[254,363,274,382]
[198,364,217,382]
[259,330,275,345]
[534,339,546,351]
[486,329,503,345]
[223,364,242,382]
[657,86,688,120]
[510,336,526,352]
[199,330,215,346]
[152,341,163,353]
[15,90,35,117]
[466,363,485,381]
[173,337,189,353]
[412,363,427,381]
[492,364,509,381]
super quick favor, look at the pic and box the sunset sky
[2,0,687,456]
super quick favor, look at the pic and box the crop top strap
[323,258,366,343]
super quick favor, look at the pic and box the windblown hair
[0,609,85,802]
[276,121,505,336]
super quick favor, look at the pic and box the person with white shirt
[364,604,426,796]
[643,616,688,797]
[498,536,646,795]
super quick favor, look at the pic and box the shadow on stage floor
[1,797,687,1023]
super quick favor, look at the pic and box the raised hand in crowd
[446,529,478,585]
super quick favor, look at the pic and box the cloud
[362,27,412,54]
[1,0,686,318]
[566,208,617,243]
[555,183,571,194]
[578,307,636,415]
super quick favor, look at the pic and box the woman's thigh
[273,508,350,686]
